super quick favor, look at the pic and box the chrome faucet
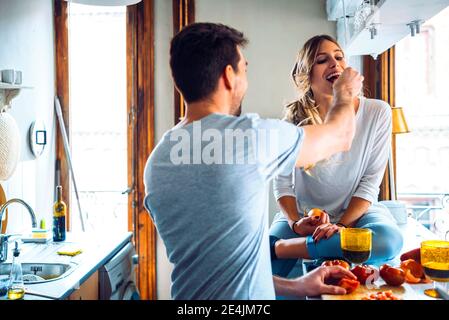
[0,198,38,263]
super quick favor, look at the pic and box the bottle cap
[13,241,20,257]
[40,218,46,229]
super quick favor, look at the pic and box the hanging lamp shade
[0,112,21,181]
[65,0,142,6]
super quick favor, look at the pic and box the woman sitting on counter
[269,35,403,277]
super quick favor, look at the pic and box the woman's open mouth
[326,72,341,84]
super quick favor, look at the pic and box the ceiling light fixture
[65,0,142,6]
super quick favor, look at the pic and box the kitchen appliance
[99,241,139,300]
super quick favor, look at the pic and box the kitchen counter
[1,231,133,300]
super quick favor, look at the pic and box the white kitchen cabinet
[0,82,31,112]
[67,271,99,300]
[327,0,362,21]
[327,0,449,57]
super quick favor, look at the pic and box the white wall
[0,0,56,233]
[196,0,335,119]
[154,0,175,300]
[153,0,335,299]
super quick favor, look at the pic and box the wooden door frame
[127,0,156,300]
[54,0,156,300]
[173,0,195,124]
[363,48,396,201]
[54,0,71,230]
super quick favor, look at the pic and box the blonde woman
[269,35,403,277]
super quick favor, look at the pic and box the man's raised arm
[295,67,363,168]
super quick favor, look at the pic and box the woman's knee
[370,223,404,261]
[270,214,297,240]
[269,234,298,277]
[271,259,298,278]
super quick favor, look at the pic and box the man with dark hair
[169,22,248,112]
[144,22,362,299]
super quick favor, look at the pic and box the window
[68,4,128,234]
[395,6,449,239]
[55,0,157,299]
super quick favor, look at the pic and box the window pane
[68,4,128,234]
[396,6,449,239]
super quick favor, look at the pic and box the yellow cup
[340,228,372,264]
[421,240,449,282]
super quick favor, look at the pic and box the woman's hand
[293,211,329,236]
[312,223,344,243]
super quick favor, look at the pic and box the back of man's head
[170,22,248,104]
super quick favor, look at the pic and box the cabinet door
[68,271,99,300]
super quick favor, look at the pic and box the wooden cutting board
[322,280,420,300]
[0,184,7,234]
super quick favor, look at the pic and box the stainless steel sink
[0,262,78,284]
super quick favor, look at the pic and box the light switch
[29,120,47,158]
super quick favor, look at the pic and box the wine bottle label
[54,203,66,217]
[53,216,66,242]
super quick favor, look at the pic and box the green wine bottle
[53,185,66,242]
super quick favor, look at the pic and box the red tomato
[400,259,424,279]
[350,265,379,285]
[337,277,360,294]
[403,269,422,284]
[400,248,421,264]
[380,264,405,287]
[321,259,351,270]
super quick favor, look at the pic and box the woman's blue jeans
[269,202,404,277]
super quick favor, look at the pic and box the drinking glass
[340,228,372,265]
[420,240,449,298]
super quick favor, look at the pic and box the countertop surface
[1,231,133,300]
[317,218,442,300]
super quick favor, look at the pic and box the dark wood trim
[127,0,156,300]
[54,0,71,230]
[172,0,195,124]
[127,4,138,242]
[363,48,396,201]
[388,48,398,200]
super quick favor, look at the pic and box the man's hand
[312,223,343,243]
[292,266,357,297]
[333,67,364,100]
[294,212,329,236]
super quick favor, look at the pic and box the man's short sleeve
[249,115,304,182]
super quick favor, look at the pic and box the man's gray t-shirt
[144,113,304,299]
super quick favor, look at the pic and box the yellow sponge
[21,228,51,243]
[32,228,50,239]
[57,246,83,257]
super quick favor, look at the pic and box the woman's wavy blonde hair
[285,34,342,126]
